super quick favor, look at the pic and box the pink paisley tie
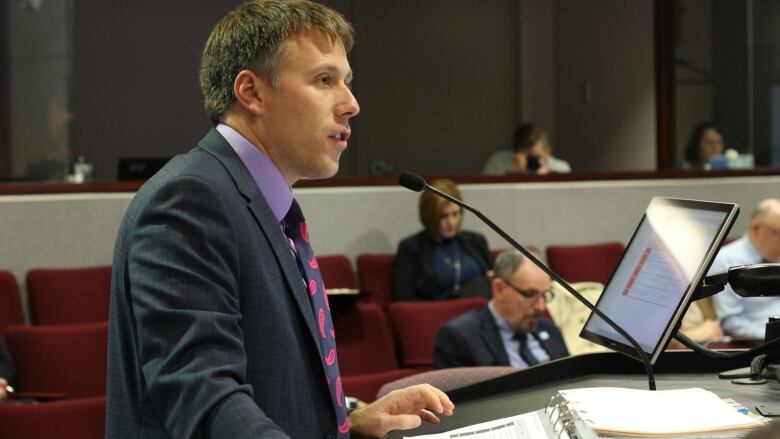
[284,199,349,437]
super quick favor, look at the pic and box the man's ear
[233,69,269,116]
[491,278,504,299]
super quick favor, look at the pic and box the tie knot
[285,199,305,225]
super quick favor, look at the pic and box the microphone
[398,171,657,390]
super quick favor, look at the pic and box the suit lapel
[197,128,321,350]
[478,307,510,366]
[534,323,563,360]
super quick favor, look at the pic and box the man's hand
[348,384,455,438]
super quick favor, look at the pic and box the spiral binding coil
[545,394,575,439]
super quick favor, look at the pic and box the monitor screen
[580,197,739,363]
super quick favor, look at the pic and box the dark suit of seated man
[434,250,569,368]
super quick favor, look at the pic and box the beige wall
[2,176,776,310]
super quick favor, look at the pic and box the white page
[404,411,556,439]
[558,387,765,436]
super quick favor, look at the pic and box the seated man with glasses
[712,198,780,339]
[433,249,569,369]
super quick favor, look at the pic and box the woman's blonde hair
[419,178,462,239]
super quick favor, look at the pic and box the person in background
[392,179,493,301]
[681,121,725,170]
[483,123,571,175]
[0,342,14,401]
[713,198,780,339]
[105,1,453,438]
[433,250,569,368]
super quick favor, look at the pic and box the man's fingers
[418,409,441,424]
[383,414,423,433]
[413,384,454,415]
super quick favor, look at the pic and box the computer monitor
[580,197,739,363]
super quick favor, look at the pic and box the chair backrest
[356,254,395,305]
[0,396,105,439]
[333,302,399,375]
[546,242,625,284]
[5,322,108,398]
[26,266,112,324]
[388,297,488,369]
[0,270,25,339]
[376,366,519,399]
[318,254,357,289]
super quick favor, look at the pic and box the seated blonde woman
[392,179,493,301]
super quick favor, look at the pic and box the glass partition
[1,0,778,182]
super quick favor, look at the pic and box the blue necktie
[517,333,539,367]
[284,200,349,437]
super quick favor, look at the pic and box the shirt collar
[216,123,292,222]
[487,300,518,339]
[742,233,765,262]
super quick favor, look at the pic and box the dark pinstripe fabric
[106,128,337,438]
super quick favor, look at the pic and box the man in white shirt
[712,198,780,339]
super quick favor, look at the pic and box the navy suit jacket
[433,306,569,369]
[106,129,336,438]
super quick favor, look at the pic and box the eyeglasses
[499,277,554,303]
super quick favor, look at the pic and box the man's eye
[318,76,331,86]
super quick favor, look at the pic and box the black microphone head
[398,171,426,192]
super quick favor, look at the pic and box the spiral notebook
[407,387,767,439]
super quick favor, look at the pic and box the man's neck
[220,113,297,186]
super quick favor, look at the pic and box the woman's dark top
[392,230,493,301]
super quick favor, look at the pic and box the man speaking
[106,1,453,438]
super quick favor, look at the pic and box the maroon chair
[26,266,112,324]
[333,303,417,402]
[546,242,625,284]
[5,322,108,399]
[388,297,488,370]
[0,270,25,339]
[318,254,357,289]
[376,366,519,399]
[0,396,105,439]
[356,253,395,305]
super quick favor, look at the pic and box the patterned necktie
[284,199,349,437]
[517,333,539,367]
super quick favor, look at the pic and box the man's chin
[520,319,539,333]
[301,161,340,181]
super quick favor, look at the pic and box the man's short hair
[513,123,546,152]
[493,247,543,280]
[493,250,526,279]
[752,198,780,222]
[199,0,355,124]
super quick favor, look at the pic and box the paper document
[557,387,767,437]
[404,411,554,439]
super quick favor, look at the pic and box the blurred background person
[0,342,14,401]
[433,249,568,368]
[392,179,493,301]
[712,198,780,339]
[681,121,725,170]
[483,123,571,175]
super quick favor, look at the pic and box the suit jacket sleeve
[434,322,476,369]
[129,175,287,438]
[0,342,14,386]
[392,235,425,301]
[464,231,492,270]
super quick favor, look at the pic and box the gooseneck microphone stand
[398,171,656,390]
